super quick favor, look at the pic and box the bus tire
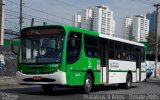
[125,73,132,89]
[42,85,54,93]
[83,73,93,94]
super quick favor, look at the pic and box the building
[93,5,115,36]
[81,8,93,30]
[146,11,160,38]
[121,15,149,42]
[121,16,132,40]
[72,14,81,28]
[146,11,157,33]
[132,15,149,42]
[72,5,115,36]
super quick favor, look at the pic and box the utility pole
[31,18,34,27]
[43,22,47,25]
[153,3,160,78]
[0,0,5,45]
[19,0,23,33]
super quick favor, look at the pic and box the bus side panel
[66,58,101,86]
[132,72,137,82]
[66,69,86,86]
[109,72,127,84]
[141,62,146,81]
[108,60,136,84]
[66,55,88,86]
[66,69,74,86]
[94,71,101,85]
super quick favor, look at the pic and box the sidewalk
[147,75,160,80]
[0,76,18,86]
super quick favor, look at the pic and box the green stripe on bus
[109,70,136,72]
[141,71,146,72]
[109,70,146,73]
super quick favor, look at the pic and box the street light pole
[20,0,23,32]
[153,3,160,78]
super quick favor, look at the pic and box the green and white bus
[12,25,146,93]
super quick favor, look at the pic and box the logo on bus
[110,62,119,68]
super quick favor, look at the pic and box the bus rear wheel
[118,73,132,89]
[42,85,54,93]
[83,73,93,94]
[125,73,132,89]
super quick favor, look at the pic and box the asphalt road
[0,80,160,100]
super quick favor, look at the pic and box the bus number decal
[88,58,92,68]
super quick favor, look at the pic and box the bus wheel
[125,73,132,89]
[42,85,54,93]
[83,73,93,94]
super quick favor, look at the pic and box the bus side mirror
[11,37,20,55]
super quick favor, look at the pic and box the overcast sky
[4,0,160,35]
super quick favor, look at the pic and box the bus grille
[23,78,56,82]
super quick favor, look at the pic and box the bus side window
[67,32,82,64]
[108,40,115,59]
[84,35,99,58]
[129,45,135,61]
[115,42,122,60]
[122,43,130,61]
[141,47,145,62]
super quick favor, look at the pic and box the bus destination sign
[22,28,63,36]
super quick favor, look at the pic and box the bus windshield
[20,37,64,64]
[20,27,65,64]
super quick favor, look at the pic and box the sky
[4,0,160,36]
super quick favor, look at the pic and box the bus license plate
[33,76,42,80]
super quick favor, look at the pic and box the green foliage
[145,32,160,53]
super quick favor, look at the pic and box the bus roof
[100,34,144,47]
[63,25,144,47]
[63,25,99,37]
[22,25,99,37]
[22,25,144,47]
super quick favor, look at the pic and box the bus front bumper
[16,71,66,85]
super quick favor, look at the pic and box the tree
[146,32,160,54]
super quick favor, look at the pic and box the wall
[146,60,160,77]
[0,45,16,76]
